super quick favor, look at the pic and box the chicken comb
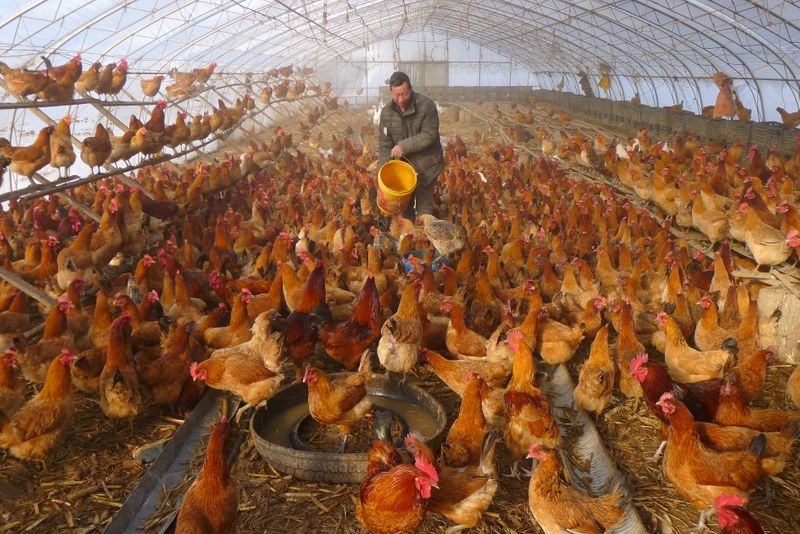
[658,391,674,404]
[630,352,649,373]
[416,455,439,483]
[715,494,748,510]
[466,371,478,382]
[146,289,159,304]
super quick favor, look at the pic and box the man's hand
[390,144,404,158]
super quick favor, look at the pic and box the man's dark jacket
[378,91,444,186]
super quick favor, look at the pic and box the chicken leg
[504,460,532,479]
[650,440,667,464]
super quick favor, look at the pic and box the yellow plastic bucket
[377,159,417,216]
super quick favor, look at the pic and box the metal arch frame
[85,0,213,63]
[0,0,798,118]
[452,0,701,106]
[182,0,672,105]
[603,0,767,120]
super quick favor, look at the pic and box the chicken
[443,300,488,359]
[527,443,624,534]
[15,296,75,383]
[303,349,373,451]
[0,126,54,178]
[70,346,106,394]
[504,334,559,477]
[776,107,800,129]
[656,392,768,529]
[441,371,487,467]
[788,364,800,410]
[742,206,792,266]
[140,75,165,98]
[611,300,645,398]
[203,289,253,349]
[0,349,25,428]
[0,62,49,97]
[377,281,422,377]
[99,314,143,419]
[49,115,76,178]
[108,59,128,96]
[714,495,764,534]
[536,308,585,365]
[175,417,239,534]
[80,123,112,174]
[469,265,502,337]
[191,312,285,419]
[713,72,737,118]
[193,63,217,84]
[715,377,800,432]
[659,312,735,383]
[89,290,113,349]
[631,348,772,430]
[136,320,195,405]
[56,222,97,291]
[75,61,101,93]
[0,292,31,348]
[320,276,382,370]
[0,349,75,461]
[418,214,466,264]
[573,324,615,414]
[356,442,438,534]
[268,261,328,381]
[405,432,498,533]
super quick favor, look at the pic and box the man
[378,71,444,220]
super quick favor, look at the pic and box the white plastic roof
[1,1,799,144]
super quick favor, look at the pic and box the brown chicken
[175,417,239,534]
[0,349,75,460]
[192,312,285,419]
[15,296,75,383]
[49,115,76,178]
[715,377,800,432]
[268,261,328,381]
[776,107,800,129]
[80,123,112,174]
[443,300,488,359]
[441,371,487,467]
[527,443,624,534]
[203,289,253,349]
[320,275,381,369]
[377,281,422,377]
[504,334,559,478]
[356,445,438,534]
[715,494,764,534]
[0,349,25,428]
[99,314,142,419]
[1,126,53,178]
[0,62,49,97]
[573,324,615,414]
[303,349,373,451]
[136,320,195,405]
[405,432,498,532]
[0,292,31,348]
[659,312,735,383]
[656,392,768,529]
[140,75,165,98]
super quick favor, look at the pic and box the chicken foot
[503,460,532,479]
[689,509,711,533]
[650,440,667,464]
[337,434,349,453]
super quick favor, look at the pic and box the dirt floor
[4,101,799,534]
[0,392,182,533]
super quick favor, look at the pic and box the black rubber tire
[249,374,446,483]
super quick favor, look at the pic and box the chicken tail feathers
[373,409,393,443]
[780,420,800,439]
[748,433,768,457]
[357,349,373,380]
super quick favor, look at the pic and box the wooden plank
[0,266,56,306]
